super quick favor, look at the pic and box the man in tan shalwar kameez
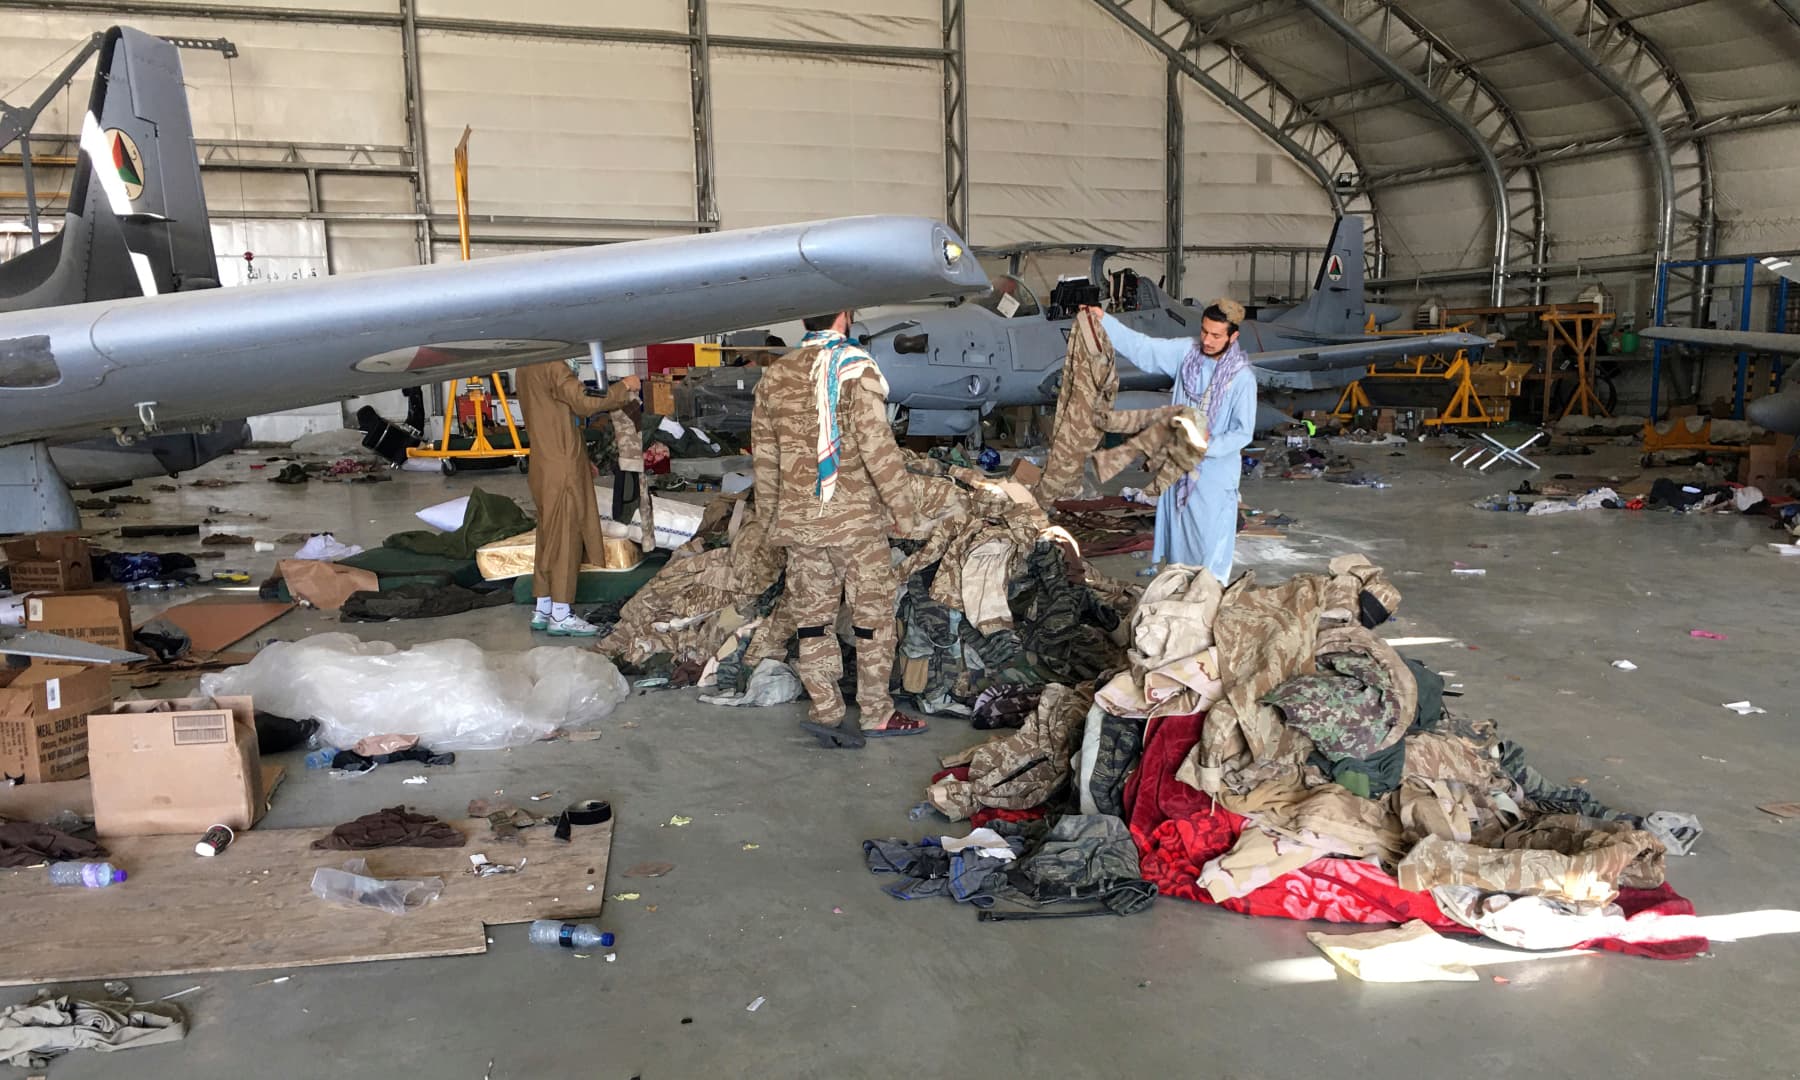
[515,359,638,636]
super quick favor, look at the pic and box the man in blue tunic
[1080,298,1257,582]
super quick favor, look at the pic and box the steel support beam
[399,0,431,263]
[942,0,970,239]
[1363,101,1800,189]
[1506,0,1673,269]
[1295,0,1508,303]
[1165,59,1183,296]
[688,0,718,228]
[1090,0,1344,213]
[0,1,951,61]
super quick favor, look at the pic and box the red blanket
[1123,712,1707,960]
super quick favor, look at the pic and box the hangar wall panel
[0,14,406,145]
[416,0,686,33]
[709,51,944,229]
[1538,152,1656,263]
[707,0,940,48]
[416,33,695,223]
[1709,127,1800,256]
[967,0,1166,248]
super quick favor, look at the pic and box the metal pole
[1505,0,1673,271]
[18,133,40,247]
[942,0,970,239]
[1165,59,1183,297]
[689,0,718,227]
[1650,260,1670,418]
[1736,258,1754,418]
[400,0,432,263]
[1294,0,1509,304]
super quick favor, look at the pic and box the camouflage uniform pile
[595,454,1138,711]
[890,553,1702,951]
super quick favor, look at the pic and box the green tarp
[383,486,533,560]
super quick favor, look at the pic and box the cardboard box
[1740,435,1797,490]
[0,661,111,783]
[648,374,677,418]
[1007,457,1044,486]
[87,694,265,837]
[2,533,93,593]
[25,587,133,652]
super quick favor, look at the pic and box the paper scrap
[610,892,641,901]
[746,996,765,1012]
[402,775,428,785]
[1701,755,1728,764]
[1689,629,1728,641]
[1722,701,1767,715]
[741,843,760,851]
[666,814,693,827]
[1451,568,1486,577]
[1611,660,1637,671]
[530,791,555,801]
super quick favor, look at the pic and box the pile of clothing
[596,454,1138,714]
[870,555,1709,958]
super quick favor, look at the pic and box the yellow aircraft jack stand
[406,375,530,475]
[403,125,530,477]
[1330,352,1500,428]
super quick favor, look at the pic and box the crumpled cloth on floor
[0,822,107,868]
[1431,886,1628,950]
[1397,814,1666,904]
[312,805,465,850]
[339,583,512,623]
[939,827,1017,861]
[1306,920,1480,983]
[697,658,803,707]
[863,835,1019,906]
[1199,828,1325,902]
[293,533,365,561]
[0,996,186,1068]
[329,745,456,774]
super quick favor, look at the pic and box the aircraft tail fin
[1269,214,1367,336]
[0,27,218,314]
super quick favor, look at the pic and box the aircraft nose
[798,216,990,299]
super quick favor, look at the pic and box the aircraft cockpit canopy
[971,275,1041,319]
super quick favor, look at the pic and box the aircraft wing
[0,215,987,446]
[1638,326,1800,355]
[1251,331,1489,372]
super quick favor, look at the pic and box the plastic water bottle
[48,861,127,888]
[528,920,613,949]
[304,748,337,769]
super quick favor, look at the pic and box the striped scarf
[1173,338,1250,505]
[803,330,888,502]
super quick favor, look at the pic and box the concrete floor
[11,435,1800,1079]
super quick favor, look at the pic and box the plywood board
[0,813,602,986]
[143,599,295,653]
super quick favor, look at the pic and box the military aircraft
[1639,253,1800,435]
[0,27,989,533]
[854,214,1488,438]
[1639,324,1800,435]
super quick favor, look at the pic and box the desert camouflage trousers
[783,537,898,726]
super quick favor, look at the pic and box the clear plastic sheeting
[199,633,630,751]
[310,858,444,916]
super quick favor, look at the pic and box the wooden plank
[0,816,609,986]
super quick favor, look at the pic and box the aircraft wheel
[441,459,458,476]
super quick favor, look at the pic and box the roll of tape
[553,798,613,841]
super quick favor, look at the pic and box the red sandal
[864,712,929,738]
